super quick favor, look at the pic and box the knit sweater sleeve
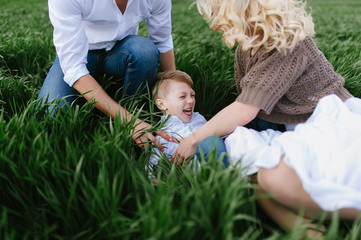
[235,43,309,115]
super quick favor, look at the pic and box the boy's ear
[155,98,167,111]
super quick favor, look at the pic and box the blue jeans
[196,136,230,167]
[196,118,284,167]
[37,35,160,113]
[244,117,285,132]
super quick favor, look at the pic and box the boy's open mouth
[183,108,192,116]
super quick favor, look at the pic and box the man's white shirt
[48,0,173,86]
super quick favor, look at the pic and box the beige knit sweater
[235,37,352,124]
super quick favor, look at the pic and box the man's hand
[132,119,174,152]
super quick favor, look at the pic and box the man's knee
[124,35,160,64]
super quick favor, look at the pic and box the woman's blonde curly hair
[196,0,315,53]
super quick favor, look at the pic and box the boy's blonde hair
[196,0,315,53]
[152,70,194,100]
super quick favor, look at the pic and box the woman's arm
[172,101,260,164]
[73,74,172,151]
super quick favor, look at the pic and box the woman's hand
[171,134,198,166]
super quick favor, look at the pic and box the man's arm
[73,74,172,151]
[159,49,176,71]
[147,0,175,71]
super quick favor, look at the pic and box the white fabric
[225,128,282,175]
[149,112,207,167]
[225,94,361,211]
[49,0,173,86]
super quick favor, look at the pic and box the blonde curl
[196,0,315,53]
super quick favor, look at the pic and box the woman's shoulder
[254,37,319,68]
[301,37,324,59]
[260,37,318,61]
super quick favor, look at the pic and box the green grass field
[1,0,361,239]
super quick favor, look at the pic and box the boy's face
[157,80,196,123]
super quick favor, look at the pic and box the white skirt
[225,94,361,211]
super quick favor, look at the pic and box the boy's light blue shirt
[149,112,207,167]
